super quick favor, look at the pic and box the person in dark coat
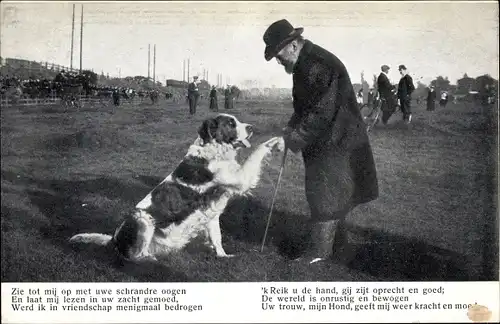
[112,87,120,106]
[224,84,233,109]
[426,86,436,111]
[367,88,376,108]
[209,85,219,111]
[224,85,234,109]
[397,65,415,123]
[263,19,379,264]
[187,76,200,115]
[377,65,396,124]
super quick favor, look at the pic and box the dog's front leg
[201,227,215,251]
[237,137,285,192]
[206,215,233,258]
[212,137,284,193]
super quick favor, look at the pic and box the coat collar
[293,40,314,75]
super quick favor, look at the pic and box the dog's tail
[69,233,113,246]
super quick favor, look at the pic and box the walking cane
[260,147,288,253]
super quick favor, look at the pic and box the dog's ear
[198,118,218,144]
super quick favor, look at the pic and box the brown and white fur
[69,113,284,261]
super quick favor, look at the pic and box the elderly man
[263,19,379,264]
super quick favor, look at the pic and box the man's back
[290,39,368,152]
[292,40,358,118]
[377,73,392,98]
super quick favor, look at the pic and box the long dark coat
[286,40,379,221]
[426,89,436,111]
[224,88,234,109]
[209,89,219,111]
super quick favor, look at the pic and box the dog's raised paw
[274,137,285,152]
[263,137,284,151]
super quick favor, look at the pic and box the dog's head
[198,114,253,148]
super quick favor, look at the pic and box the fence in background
[1,57,96,75]
[0,95,158,108]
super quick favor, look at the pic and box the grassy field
[1,97,498,282]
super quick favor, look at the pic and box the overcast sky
[1,1,498,88]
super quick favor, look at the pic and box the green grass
[1,98,498,282]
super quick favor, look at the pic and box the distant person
[439,91,449,108]
[426,86,436,111]
[487,85,496,104]
[397,64,415,124]
[187,76,200,115]
[112,87,120,106]
[367,88,376,108]
[54,69,66,84]
[356,89,363,105]
[377,64,396,124]
[209,85,219,111]
[480,84,495,106]
[224,85,234,109]
[263,19,378,264]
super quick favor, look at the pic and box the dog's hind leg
[127,210,157,262]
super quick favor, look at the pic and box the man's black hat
[263,19,304,61]
[398,64,407,71]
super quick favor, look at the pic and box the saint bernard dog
[69,113,284,261]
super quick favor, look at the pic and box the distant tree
[413,81,429,100]
[359,71,370,100]
[133,76,148,83]
[456,73,476,94]
[230,85,241,100]
[198,79,210,90]
[475,74,497,91]
[242,79,256,89]
[430,76,451,94]
[362,79,370,92]
[81,70,98,85]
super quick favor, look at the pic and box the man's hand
[282,126,294,136]
[282,126,296,153]
[283,130,306,153]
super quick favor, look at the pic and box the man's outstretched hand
[282,126,305,153]
[282,126,294,136]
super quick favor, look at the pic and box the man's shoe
[290,219,343,265]
[333,242,357,264]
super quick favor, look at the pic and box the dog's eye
[229,119,236,128]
